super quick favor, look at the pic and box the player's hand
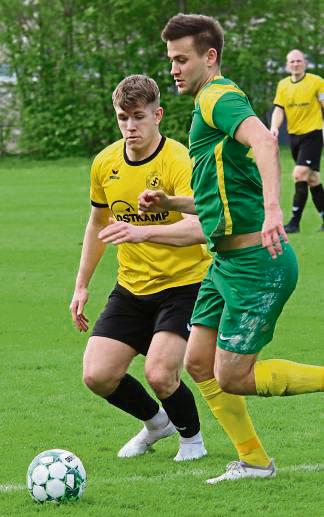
[98,218,146,245]
[261,206,288,259]
[138,189,170,214]
[69,288,89,332]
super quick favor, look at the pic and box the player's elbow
[185,218,207,245]
[252,130,279,158]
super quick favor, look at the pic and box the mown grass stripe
[2,464,324,493]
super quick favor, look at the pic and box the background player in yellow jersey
[70,74,273,473]
[139,13,324,483]
[271,49,324,233]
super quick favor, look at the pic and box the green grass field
[0,149,323,517]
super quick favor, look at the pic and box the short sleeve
[212,92,256,138]
[273,81,285,108]
[90,155,109,207]
[317,76,324,99]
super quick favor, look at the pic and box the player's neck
[291,72,305,82]
[195,68,221,97]
[126,132,162,162]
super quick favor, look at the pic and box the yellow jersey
[90,136,211,295]
[273,73,324,134]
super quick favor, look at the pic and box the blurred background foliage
[0,0,322,157]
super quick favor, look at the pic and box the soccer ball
[27,449,86,503]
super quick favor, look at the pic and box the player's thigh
[296,129,323,173]
[145,282,201,376]
[186,262,223,380]
[83,336,137,385]
[92,283,154,355]
[145,330,187,376]
[216,242,298,356]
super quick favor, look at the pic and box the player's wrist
[264,203,281,212]
[161,194,172,210]
[138,225,152,242]
[75,280,89,291]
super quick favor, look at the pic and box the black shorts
[289,129,323,171]
[91,283,201,355]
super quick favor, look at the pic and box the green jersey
[189,76,264,251]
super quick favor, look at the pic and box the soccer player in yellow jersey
[70,75,209,461]
[70,74,273,471]
[139,14,324,483]
[271,49,324,233]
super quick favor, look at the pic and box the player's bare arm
[138,189,197,214]
[70,206,110,332]
[270,106,285,138]
[98,214,206,246]
[235,116,288,258]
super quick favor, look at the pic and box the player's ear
[206,48,217,67]
[155,106,164,125]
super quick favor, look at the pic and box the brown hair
[161,13,224,65]
[112,75,160,110]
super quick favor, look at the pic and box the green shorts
[191,242,298,354]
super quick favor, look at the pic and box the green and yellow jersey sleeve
[198,83,256,137]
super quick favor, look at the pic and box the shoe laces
[225,461,245,474]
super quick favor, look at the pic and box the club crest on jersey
[146,172,163,190]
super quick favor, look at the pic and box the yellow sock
[197,378,270,467]
[255,359,324,397]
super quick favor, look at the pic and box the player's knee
[83,366,120,397]
[217,377,237,394]
[293,166,309,182]
[145,366,175,398]
[185,354,208,382]
[214,365,238,394]
[308,172,320,187]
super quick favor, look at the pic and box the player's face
[286,51,306,76]
[167,36,215,97]
[115,103,163,152]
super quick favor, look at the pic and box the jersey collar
[123,135,166,166]
[194,75,224,104]
[290,73,306,84]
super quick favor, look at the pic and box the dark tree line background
[0,0,323,157]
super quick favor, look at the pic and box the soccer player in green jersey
[139,13,324,483]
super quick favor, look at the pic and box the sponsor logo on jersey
[110,168,120,179]
[111,200,169,223]
[287,102,310,108]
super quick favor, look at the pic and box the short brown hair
[112,75,160,110]
[161,13,224,65]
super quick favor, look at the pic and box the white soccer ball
[26,449,86,503]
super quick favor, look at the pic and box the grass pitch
[0,149,323,516]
